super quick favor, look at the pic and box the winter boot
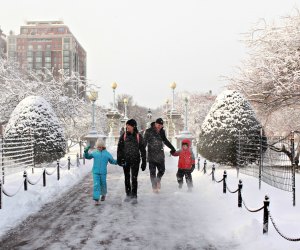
[131,195,138,204]
[101,195,106,201]
[94,200,100,206]
[178,183,183,189]
[124,195,131,202]
[157,180,161,190]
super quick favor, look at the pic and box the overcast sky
[1,0,299,109]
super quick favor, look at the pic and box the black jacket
[144,127,176,163]
[117,131,146,165]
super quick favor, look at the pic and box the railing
[0,154,82,209]
[201,161,300,241]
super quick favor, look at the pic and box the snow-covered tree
[198,90,263,165]
[228,11,300,115]
[4,96,66,164]
[0,57,108,145]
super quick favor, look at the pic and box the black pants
[176,169,193,188]
[149,161,165,188]
[123,162,139,197]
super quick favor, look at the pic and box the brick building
[7,21,86,81]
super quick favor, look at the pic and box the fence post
[259,128,263,190]
[212,164,215,181]
[23,171,28,191]
[43,168,46,187]
[238,180,243,208]
[77,153,79,167]
[197,157,200,171]
[290,131,296,207]
[79,140,82,159]
[2,167,4,185]
[68,156,71,170]
[57,160,60,181]
[1,137,4,185]
[263,195,270,234]
[223,170,227,193]
[83,155,85,165]
[0,179,2,209]
[204,160,207,174]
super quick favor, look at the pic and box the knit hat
[126,119,137,128]
[96,138,106,148]
[155,118,164,125]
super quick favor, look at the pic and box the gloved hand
[170,149,176,156]
[118,158,126,167]
[84,145,91,153]
[191,164,195,173]
[141,161,146,171]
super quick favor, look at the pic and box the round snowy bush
[4,95,66,164]
[198,90,264,166]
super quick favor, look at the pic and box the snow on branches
[228,11,300,114]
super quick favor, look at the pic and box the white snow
[0,148,300,249]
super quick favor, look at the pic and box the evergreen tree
[5,96,66,164]
[198,90,263,165]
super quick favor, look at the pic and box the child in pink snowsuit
[172,139,195,191]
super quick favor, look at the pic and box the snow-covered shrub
[198,90,264,166]
[4,96,66,164]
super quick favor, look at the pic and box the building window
[27,57,33,62]
[58,27,65,33]
[37,45,42,50]
[63,43,70,50]
[36,51,42,57]
[45,63,51,69]
[63,62,69,69]
[45,51,51,57]
[63,56,69,62]
[28,45,33,50]
[35,57,42,63]
[63,50,69,56]
[46,44,51,50]
[45,57,51,62]
[35,63,42,69]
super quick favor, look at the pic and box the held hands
[141,161,146,171]
[118,158,126,167]
[170,149,176,156]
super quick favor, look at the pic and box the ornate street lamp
[124,98,128,120]
[170,82,176,111]
[111,82,117,110]
[184,96,188,131]
[88,90,98,133]
[146,108,152,128]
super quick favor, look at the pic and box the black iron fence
[0,154,82,209]
[237,131,297,206]
[200,162,300,241]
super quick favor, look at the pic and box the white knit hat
[96,138,106,148]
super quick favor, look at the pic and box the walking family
[84,117,195,205]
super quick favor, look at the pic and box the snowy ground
[0,149,300,249]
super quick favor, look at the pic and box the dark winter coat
[117,132,146,165]
[144,127,176,163]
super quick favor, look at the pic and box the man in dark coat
[117,119,146,203]
[144,118,176,192]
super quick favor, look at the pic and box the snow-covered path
[0,155,299,249]
[0,156,238,250]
